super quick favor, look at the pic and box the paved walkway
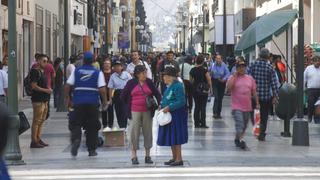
[8,97,320,179]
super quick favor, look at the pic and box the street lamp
[202,3,208,54]
[190,16,193,47]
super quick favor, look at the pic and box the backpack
[24,69,40,96]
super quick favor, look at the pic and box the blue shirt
[161,80,186,111]
[209,62,230,81]
[108,71,132,90]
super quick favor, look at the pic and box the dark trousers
[259,99,272,138]
[193,94,208,127]
[70,104,101,151]
[101,103,114,128]
[53,85,63,110]
[183,80,193,112]
[212,79,226,116]
[307,89,320,123]
[113,90,128,128]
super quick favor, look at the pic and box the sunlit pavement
[8,97,320,179]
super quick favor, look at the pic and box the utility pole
[190,16,193,47]
[5,0,24,165]
[105,0,109,55]
[296,0,304,119]
[183,25,186,52]
[57,0,69,112]
[223,0,227,58]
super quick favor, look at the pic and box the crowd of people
[1,47,320,168]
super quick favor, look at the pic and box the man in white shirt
[179,56,194,113]
[304,55,320,123]
[126,51,152,79]
[0,62,8,103]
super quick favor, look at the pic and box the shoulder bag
[139,83,158,110]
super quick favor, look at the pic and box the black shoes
[164,159,175,165]
[132,157,139,165]
[234,139,241,147]
[235,139,248,150]
[30,142,45,148]
[239,140,247,150]
[88,150,98,157]
[258,135,266,141]
[39,139,49,147]
[169,161,184,166]
[164,159,184,166]
[71,139,81,157]
[145,156,154,164]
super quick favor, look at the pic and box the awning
[192,31,203,44]
[235,9,298,54]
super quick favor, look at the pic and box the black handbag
[196,82,210,96]
[18,111,30,135]
[139,84,158,110]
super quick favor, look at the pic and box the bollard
[292,119,309,146]
[275,83,297,137]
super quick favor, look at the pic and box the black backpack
[23,69,40,96]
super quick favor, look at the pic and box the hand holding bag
[153,109,172,126]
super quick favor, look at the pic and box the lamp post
[190,16,193,47]
[183,24,186,52]
[223,0,227,58]
[5,0,24,165]
[202,4,208,54]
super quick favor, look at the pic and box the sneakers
[132,157,139,165]
[71,139,81,157]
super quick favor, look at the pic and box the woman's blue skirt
[157,107,188,146]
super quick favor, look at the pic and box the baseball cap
[83,51,94,63]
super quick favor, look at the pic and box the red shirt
[44,63,55,89]
[130,83,152,112]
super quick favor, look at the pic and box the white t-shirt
[0,70,8,95]
[179,63,193,81]
[304,65,320,89]
[126,60,152,79]
[66,64,76,79]
[67,70,106,88]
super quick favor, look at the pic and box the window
[27,1,30,15]
[53,14,58,59]
[46,10,51,58]
[1,0,8,6]
[36,5,43,53]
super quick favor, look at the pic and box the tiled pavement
[7,97,320,179]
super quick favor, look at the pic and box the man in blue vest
[65,51,107,157]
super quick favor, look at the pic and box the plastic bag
[252,109,261,137]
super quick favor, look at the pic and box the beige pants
[31,102,48,143]
[129,111,153,150]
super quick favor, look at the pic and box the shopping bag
[18,111,30,135]
[252,109,261,137]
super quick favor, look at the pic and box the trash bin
[275,83,297,137]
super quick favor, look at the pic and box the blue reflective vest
[73,65,100,105]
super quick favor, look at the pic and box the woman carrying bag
[121,65,161,165]
[157,67,188,166]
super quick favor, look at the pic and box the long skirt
[157,107,188,146]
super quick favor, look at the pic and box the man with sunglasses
[30,54,52,148]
